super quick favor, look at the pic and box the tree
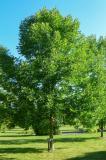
[0,8,105,152]
[18,8,80,151]
[95,36,106,137]
[82,36,106,137]
[0,45,16,128]
[63,35,106,137]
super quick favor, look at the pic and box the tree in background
[95,36,106,137]
[0,45,16,129]
[0,45,33,131]
[63,35,106,137]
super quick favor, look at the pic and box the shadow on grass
[0,138,46,145]
[0,134,34,137]
[55,137,98,143]
[66,151,106,160]
[0,155,16,160]
[0,147,45,154]
[0,136,98,146]
[0,136,99,145]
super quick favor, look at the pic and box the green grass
[0,128,106,160]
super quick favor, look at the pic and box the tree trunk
[100,119,104,138]
[48,116,54,152]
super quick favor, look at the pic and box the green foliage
[18,8,80,136]
[62,35,106,130]
[0,45,17,128]
[0,8,106,138]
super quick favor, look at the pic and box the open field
[0,128,106,160]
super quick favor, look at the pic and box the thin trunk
[100,119,104,138]
[48,116,54,152]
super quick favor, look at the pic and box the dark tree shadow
[66,151,106,160]
[0,155,16,160]
[0,134,34,137]
[0,136,99,146]
[55,137,98,143]
[0,147,45,154]
[0,138,46,145]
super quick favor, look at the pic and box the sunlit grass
[0,128,106,160]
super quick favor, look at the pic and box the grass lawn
[0,128,106,160]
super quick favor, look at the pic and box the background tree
[63,35,106,136]
[95,36,106,137]
[0,46,33,131]
[0,45,16,129]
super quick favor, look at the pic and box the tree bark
[48,116,54,152]
[100,119,104,138]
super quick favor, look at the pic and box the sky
[0,0,106,57]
